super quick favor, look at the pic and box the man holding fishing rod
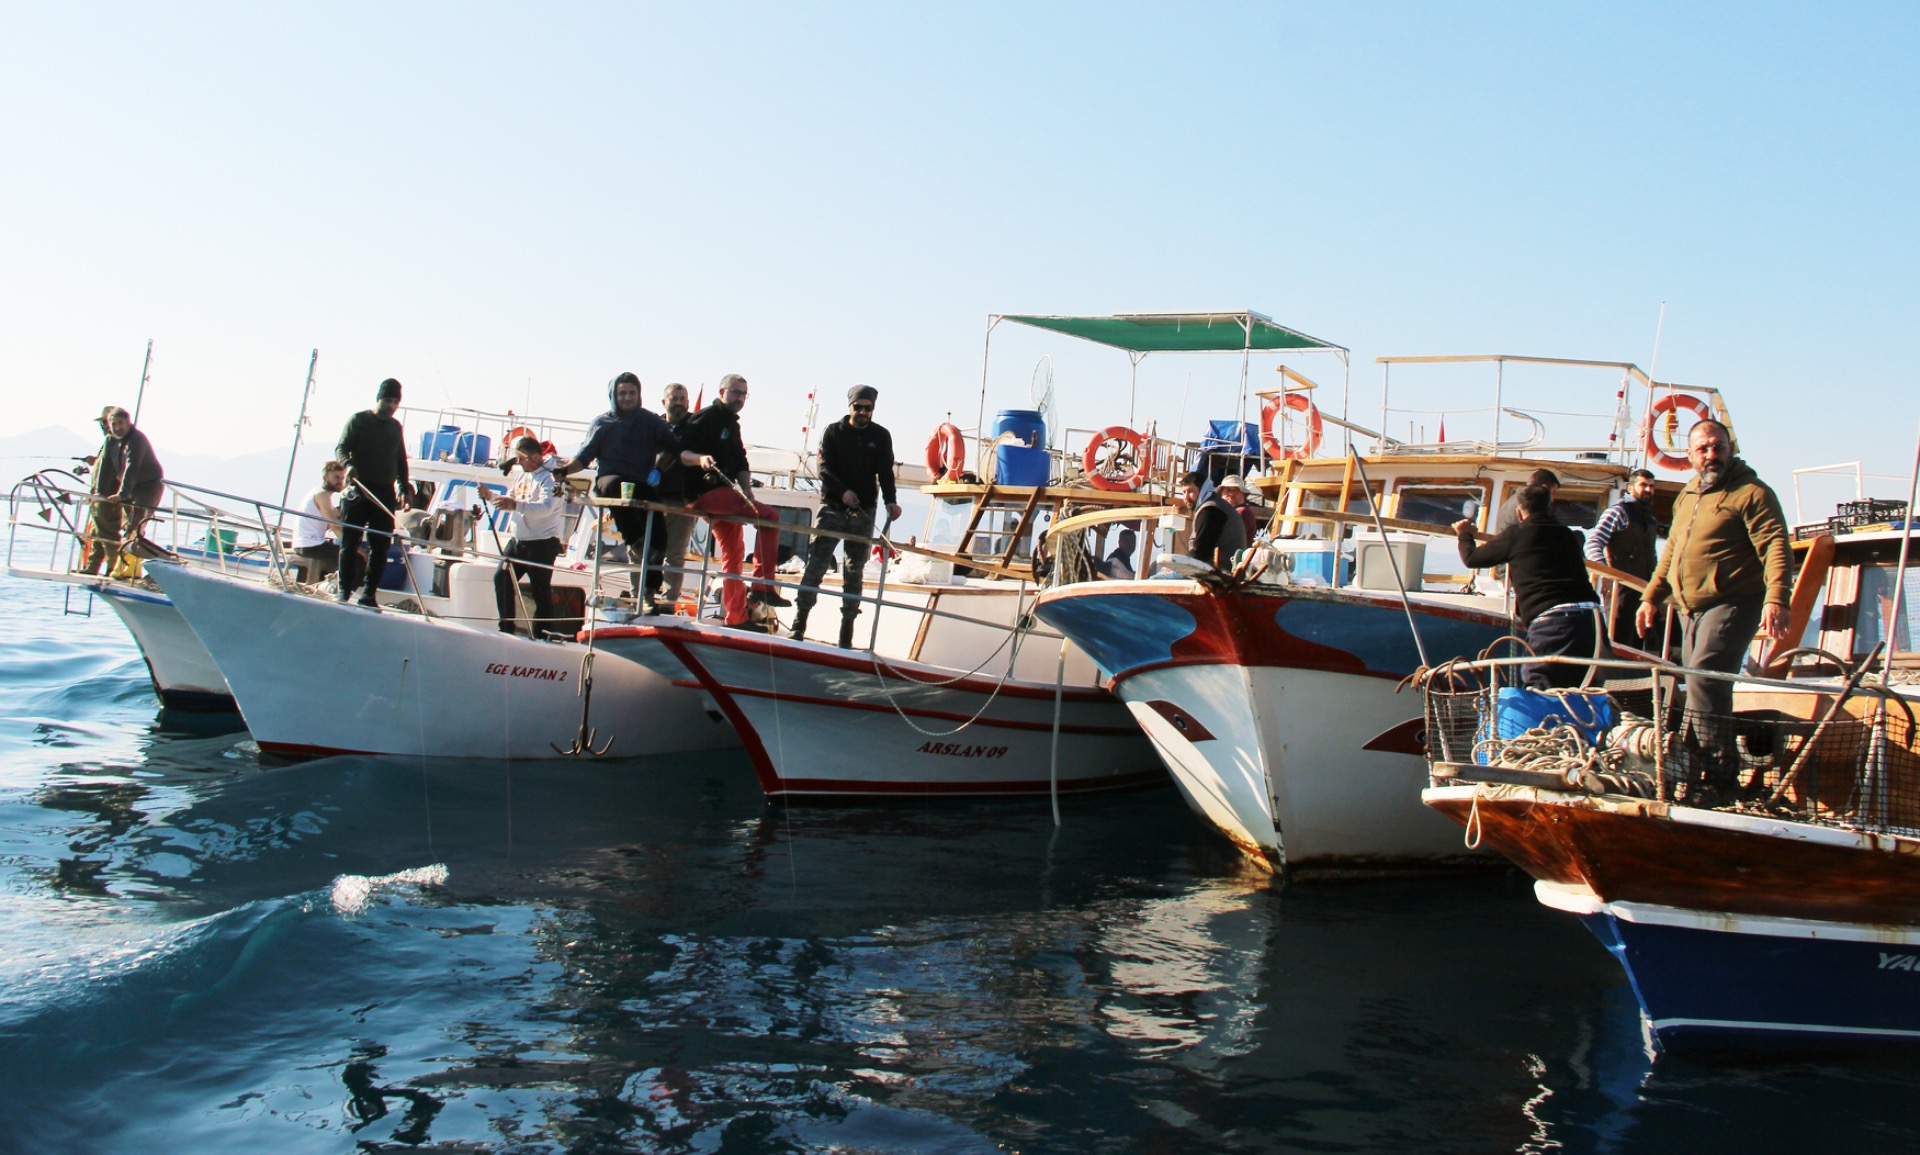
[678,373,786,633]
[790,385,901,648]
[478,436,566,635]
[81,405,166,576]
[333,378,410,609]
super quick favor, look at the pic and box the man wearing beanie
[334,378,411,608]
[1494,468,1561,533]
[790,385,900,647]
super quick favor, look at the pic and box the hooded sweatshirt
[573,377,682,486]
[1642,457,1791,615]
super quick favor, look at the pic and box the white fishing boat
[147,559,737,759]
[1034,344,1710,873]
[6,466,292,710]
[591,616,1162,798]
[584,481,1169,797]
[575,314,1242,798]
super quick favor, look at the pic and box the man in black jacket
[651,382,698,615]
[1455,484,1603,689]
[790,385,901,646]
[82,405,166,575]
[1181,471,1246,570]
[335,378,411,608]
[680,374,784,631]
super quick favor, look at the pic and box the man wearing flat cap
[334,377,411,608]
[81,404,166,574]
[790,385,900,647]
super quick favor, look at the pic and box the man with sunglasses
[790,385,900,647]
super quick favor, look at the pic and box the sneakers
[749,589,792,608]
[728,620,769,633]
[334,584,351,604]
[356,598,382,614]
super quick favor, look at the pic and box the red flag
[1438,416,1446,442]
[693,385,704,411]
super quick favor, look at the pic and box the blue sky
[3,2,1915,517]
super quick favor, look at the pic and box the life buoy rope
[1082,426,1152,492]
[1260,392,1323,461]
[1642,392,1712,471]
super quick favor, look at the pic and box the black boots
[838,611,858,650]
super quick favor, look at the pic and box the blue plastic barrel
[1493,686,1614,744]
[420,425,461,461]
[454,432,492,465]
[993,408,1046,448]
[995,445,1050,487]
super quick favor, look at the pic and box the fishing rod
[130,340,153,426]
[274,350,320,539]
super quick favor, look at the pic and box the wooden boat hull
[590,622,1167,798]
[1426,784,1920,1050]
[1035,579,1510,871]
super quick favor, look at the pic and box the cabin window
[1284,484,1383,541]
[1551,492,1606,530]
[1394,486,1488,530]
[1853,562,1920,657]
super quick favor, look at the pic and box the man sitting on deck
[1181,471,1247,570]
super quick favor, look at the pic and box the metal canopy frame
[978,311,1353,462]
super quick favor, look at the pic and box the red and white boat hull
[147,561,737,760]
[591,621,1166,798]
[1035,579,1512,871]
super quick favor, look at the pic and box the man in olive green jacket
[1636,419,1790,793]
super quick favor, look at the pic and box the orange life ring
[1082,426,1152,492]
[1260,392,1323,460]
[925,422,965,482]
[1643,392,1713,471]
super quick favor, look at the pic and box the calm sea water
[3,573,1919,1154]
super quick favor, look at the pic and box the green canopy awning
[994,311,1345,355]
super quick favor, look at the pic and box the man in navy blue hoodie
[558,372,713,604]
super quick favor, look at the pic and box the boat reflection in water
[2,730,1657,1154]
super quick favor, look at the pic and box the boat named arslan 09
[583,482,1170,798]
[1035,342,1712,873]
[580,319,1190,797]
[1418,511,1920,1052]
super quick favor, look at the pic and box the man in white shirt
[290,460,347,580]
[482,436,568,635]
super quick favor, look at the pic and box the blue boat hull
[1550,889,1920,1052]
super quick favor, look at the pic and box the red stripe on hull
[768,769,1169,799]
[594,624,1112,704]
[713,681,1138,735]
